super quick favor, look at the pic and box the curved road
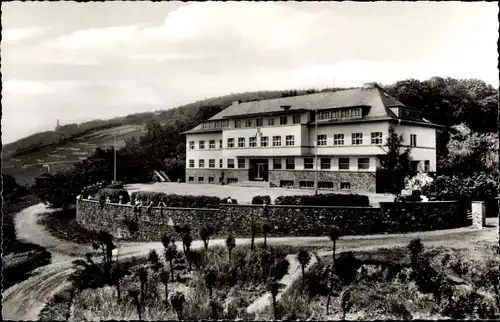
[2,203,497,321]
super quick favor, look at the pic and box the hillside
[2,89,318,185]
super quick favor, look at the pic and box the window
[198,177,204,182]
[317,134,327,146]
[219,140,223,149]
[304,158,314,169]
[249,137,257,147]
[219,159,223,168]
[199,140,205,149]
[371,132,383,145]
[189,141,195,149]
[209,159,215,168]
[293,115,301,124]
[280,116,288,125]
[238,159,245,169]
[410,134,417,147]
[199,159,205,168]
[286,157,295,170]
[227,138,235,148]
[339,158,350,170]
[188,177,194,182]
[340,182,351,191]
[358,158,370,170]
[227,159,235,168]
[234,120,241,128]
[238,137,245,148]
[227,178,238,184]
[273,158,282,170]
[245,119,252,128]
[333,134,344,146]
[424,160,430,172]
[261,136,269,147]
[319,182,334,189]
[256,118,263,127]
[351,108,362,118]
[209,140,216,149]
[321,158,331,170]
[352,133,363,145]
[268,118,275,126]
[299,181,314,188]
[318,110,331,120]
[285,135,295,146]
[189,159,195,168]
[280,180,294,188]
[208,177,214,183]
[273,136,282,147]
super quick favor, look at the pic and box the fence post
[471,200,486,228]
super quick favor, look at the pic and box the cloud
[2,27,53,44]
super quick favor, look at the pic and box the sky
[2,1,498,144]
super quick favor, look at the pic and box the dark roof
[183,83,439,134]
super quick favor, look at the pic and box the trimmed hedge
[130,191,222,208]
[97,188,130,204]
[252,195,271,205]
[105,181,125,189]
[274,193,370,207]
[3,250,52,289]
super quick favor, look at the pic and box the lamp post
[314,106,319,195]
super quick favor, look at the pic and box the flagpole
[114,131,117,183]
[314,106,319,195]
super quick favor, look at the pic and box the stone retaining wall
[77,199,469,241]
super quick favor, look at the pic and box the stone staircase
[232,180,270,188]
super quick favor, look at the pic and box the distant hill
[2,88,329,185]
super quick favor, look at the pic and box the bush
[130,191,221,208]
[98,188,130,204]
[38,288,73,321]
[105,181,125,189]
[3,250,52,289]
[252,195,271,205]
[274,193,370,207]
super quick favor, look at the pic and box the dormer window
[280,105,291,111]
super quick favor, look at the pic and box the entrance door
[255,163,265,180]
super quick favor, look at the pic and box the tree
[111,263,128,302]
[226,234,236,262]
[250,219,258,251]
[148,249,162,271]
[92,231,116,283]
[204,268,217,298]
[69,253,105,291]
[340,288,353,320]
[136,266,149,304]
[200,225,215,252]
[160,268,170,305]
[182,233,193,271]
[297,249,311,280]
[260,250,272,282]
[170,291,186,321]
[128,288,142,321]
[408,238,423,269]
[328,226,342,266]
[268,281,285,320]
[378,125,414,195]
[164,243,178,282]
[262,222,273,249]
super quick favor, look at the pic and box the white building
[183,82,440,193]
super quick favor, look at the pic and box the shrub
[98,188,130,204]
[3,250,52,289]
[274,193,370,207]
[130,191,221,208]
[106,181,125,189]
[252,195,271,205]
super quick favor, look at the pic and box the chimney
[232,100,241,105]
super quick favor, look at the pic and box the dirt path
[3,204,497,321]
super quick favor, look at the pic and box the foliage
[404,172,434,191]
[2,250,52,289]
[225,234,236,261]
[106,181,125,189]
[170,291,186,321]
[421,173,498,202]
[297,249,312,279]
[334,252,361,286]
[408,238,423,268]
[199,225,215,251]
[252,195,272,205]
[378,125,415,194]
[274,193,370,207]
[130,191,221,208]
[97,188,130,204]
[38,288,74,321]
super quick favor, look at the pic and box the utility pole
[314,105,319,195]
[113,131,117,183]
